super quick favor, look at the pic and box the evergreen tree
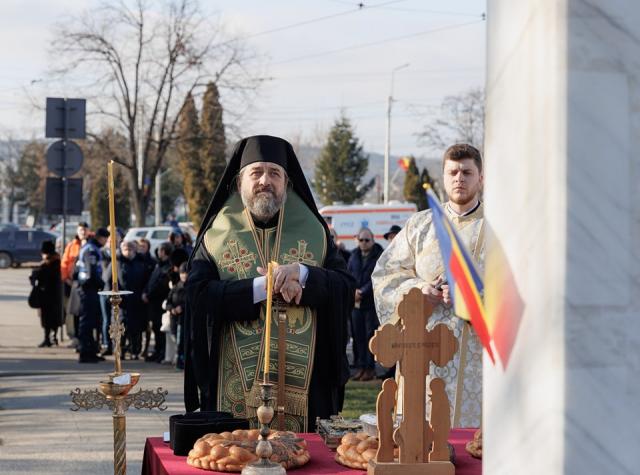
[403,157,428,211]
[313,114,374,204]
[176,93,205,228]
[89,166,131,229]
[420,166,440,204]
[16,141,47,221]
[200,82,227,201]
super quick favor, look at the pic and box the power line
[269,67,483,81]
[214,0,408,47]
[328,1,484,18]
[272,19,484,65]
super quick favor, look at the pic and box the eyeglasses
[358,238,371,242]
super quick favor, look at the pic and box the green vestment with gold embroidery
[203,191,327,432]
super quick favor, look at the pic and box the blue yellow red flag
[425,188,495,363]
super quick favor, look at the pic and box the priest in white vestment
[372,143,485,428]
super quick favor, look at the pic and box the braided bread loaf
[334,431,398,470]
[187,429,310,472]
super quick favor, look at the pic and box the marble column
[483,1,640,474]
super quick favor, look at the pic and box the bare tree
[417,87,485,153]
[50,0,262,225]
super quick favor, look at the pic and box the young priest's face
[443,158,483,206]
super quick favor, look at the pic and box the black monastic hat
[190,135,328,263]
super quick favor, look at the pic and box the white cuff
[299,264,309,288]
[253,276,267,303]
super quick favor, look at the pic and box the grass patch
[341,380,381,419]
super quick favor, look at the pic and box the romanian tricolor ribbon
[425,188,496,364]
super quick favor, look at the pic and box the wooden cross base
[368,460,454,475]
[367,288,458,475]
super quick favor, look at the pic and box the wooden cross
[368,287,458,474]
[219,240,257,279]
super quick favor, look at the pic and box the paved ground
[0,268,185,474]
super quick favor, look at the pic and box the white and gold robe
[371,202,485,428]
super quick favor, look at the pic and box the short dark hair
[158,241,174,257]
[443,144,482,173]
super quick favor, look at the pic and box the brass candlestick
[241,382,286,475]
[70,290,168,475]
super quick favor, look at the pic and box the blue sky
[0,0,486,157]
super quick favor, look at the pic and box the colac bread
[187,429,310,472]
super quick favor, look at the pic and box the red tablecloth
[142,430,481,475]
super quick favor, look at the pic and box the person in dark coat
[142,241,174,362]
[30,240,63,347]
[104,240,148,359]
[136,237,156,357]
[185,135,355,432]
[165,262,188,368]
[347,227,384,381]
[76,228,110,363]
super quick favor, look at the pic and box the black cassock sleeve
[184,244,262,412]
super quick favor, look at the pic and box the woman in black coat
[30,240,63,347]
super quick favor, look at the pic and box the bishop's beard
[240,186,287,223]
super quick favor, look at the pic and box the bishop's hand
[280,280,303,305]
[257,263,300,294]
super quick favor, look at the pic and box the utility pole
[383,63,409,204]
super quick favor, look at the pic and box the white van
[319,202,417,250]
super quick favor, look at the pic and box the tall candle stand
[69,290,168,475]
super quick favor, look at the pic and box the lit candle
[263,262,274,383]
[107,161,119,293]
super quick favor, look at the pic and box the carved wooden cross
[369,287,458,472]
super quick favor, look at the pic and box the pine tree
[313,114,374,204]
[17,141,47,220]
[177,92,205,228]
[420,166,440,204]
[90,171,108,228]
[89,166,131,229]
[200,82,227,203]
[403,157,428,210]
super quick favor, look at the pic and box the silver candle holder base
[242,382,286,475]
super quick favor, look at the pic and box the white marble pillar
[484,1,640,474]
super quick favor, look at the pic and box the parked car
[123,225,195,256]
[0,225,57,269]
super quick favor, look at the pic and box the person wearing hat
[185,135,355,432]
[30,240,63,347]
[383,224,402,242]
[76,227,110,363]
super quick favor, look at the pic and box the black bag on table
[169,411,250,456]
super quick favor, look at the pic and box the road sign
[46,140,84,177]
[45,177,83,215]
[45,98,86,139]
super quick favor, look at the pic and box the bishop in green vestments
[184,135,355,432]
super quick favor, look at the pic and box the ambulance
[319,201,417,250]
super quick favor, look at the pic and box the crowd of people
[29,222,194,368]
[28,135,484,431]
